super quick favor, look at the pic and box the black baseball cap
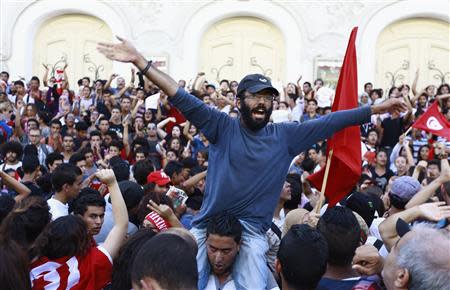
[345,192,376,227]
[107,180,144,210]
[237,74,279,97]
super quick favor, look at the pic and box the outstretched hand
[418,201,450,221]
[371,98,408,115]
[97,36,142,64]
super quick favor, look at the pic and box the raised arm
[13,104,24,138]
[122,116,131,157]
[131,98,144,119]
[379,202,450,251]
[104,74,116,91]
[183,120,194,142]
[117,82,133,98]
[182,170,207,194]
[286,98,407,155]
[402,94,414,126]
[98,37,178,97]
[390,142,402,167]
[0,171,31,202]
[157,116,176,129]
[42,64,49,87]
[403,138,415,169]
[406,157,450,209]
[61,64,69,90]
[98,37,228,143]
[130,68,136,85]
[156,117,175,139]
[411,68,419,97]
[95,169,128,259]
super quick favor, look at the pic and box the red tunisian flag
[307,27,361,207]
[412,101,450,139]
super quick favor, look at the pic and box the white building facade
[1,0,449,92]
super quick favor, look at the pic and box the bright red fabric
[308,27,361,207]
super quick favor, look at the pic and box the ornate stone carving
[211,57,234,83]
[124,1,164,29]
[324,1,365,31]
[250,57,272,77]
[385,60,410,88]
[428,60,450,85]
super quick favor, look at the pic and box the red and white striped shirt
[30,246,112,290]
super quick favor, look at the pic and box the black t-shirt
[380,117,404,147]
[96,101,111,120]
[186,187,203,211]
[22,181,46,198]
[360,122,375,139]
[36,173,53,197]
[109,123,124,137]
[370,167,394,191]
[74,136,88,151]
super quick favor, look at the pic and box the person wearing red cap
[147,170,171,194]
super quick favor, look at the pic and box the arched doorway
[376,18,450,91]
[33,14,113,86]
[199,17,285,84]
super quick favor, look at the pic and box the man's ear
[275,258,282,275]
[394,268,410,289]
[236,98,241,110]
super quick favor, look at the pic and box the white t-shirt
[271,109,291,123]
[219,105,231,115]
[47,197,69,220]
[80,97,95,113]
[1,161,22,171]
[204,274,280,290]
[23,94,35,104]
[205,275,236,290]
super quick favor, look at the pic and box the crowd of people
[0,36,449,290]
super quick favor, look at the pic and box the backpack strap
[270,222,282,240]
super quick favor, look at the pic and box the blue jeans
[191,220,269,290]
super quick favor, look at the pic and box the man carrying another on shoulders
[98,37,407,289]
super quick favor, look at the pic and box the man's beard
[240,101,272,131]
[7,157,16,163]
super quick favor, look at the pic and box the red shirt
[30,246,112,290]
[165,106,186,134]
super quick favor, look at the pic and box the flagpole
[404,126,412,137]
[314,149,333,214]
